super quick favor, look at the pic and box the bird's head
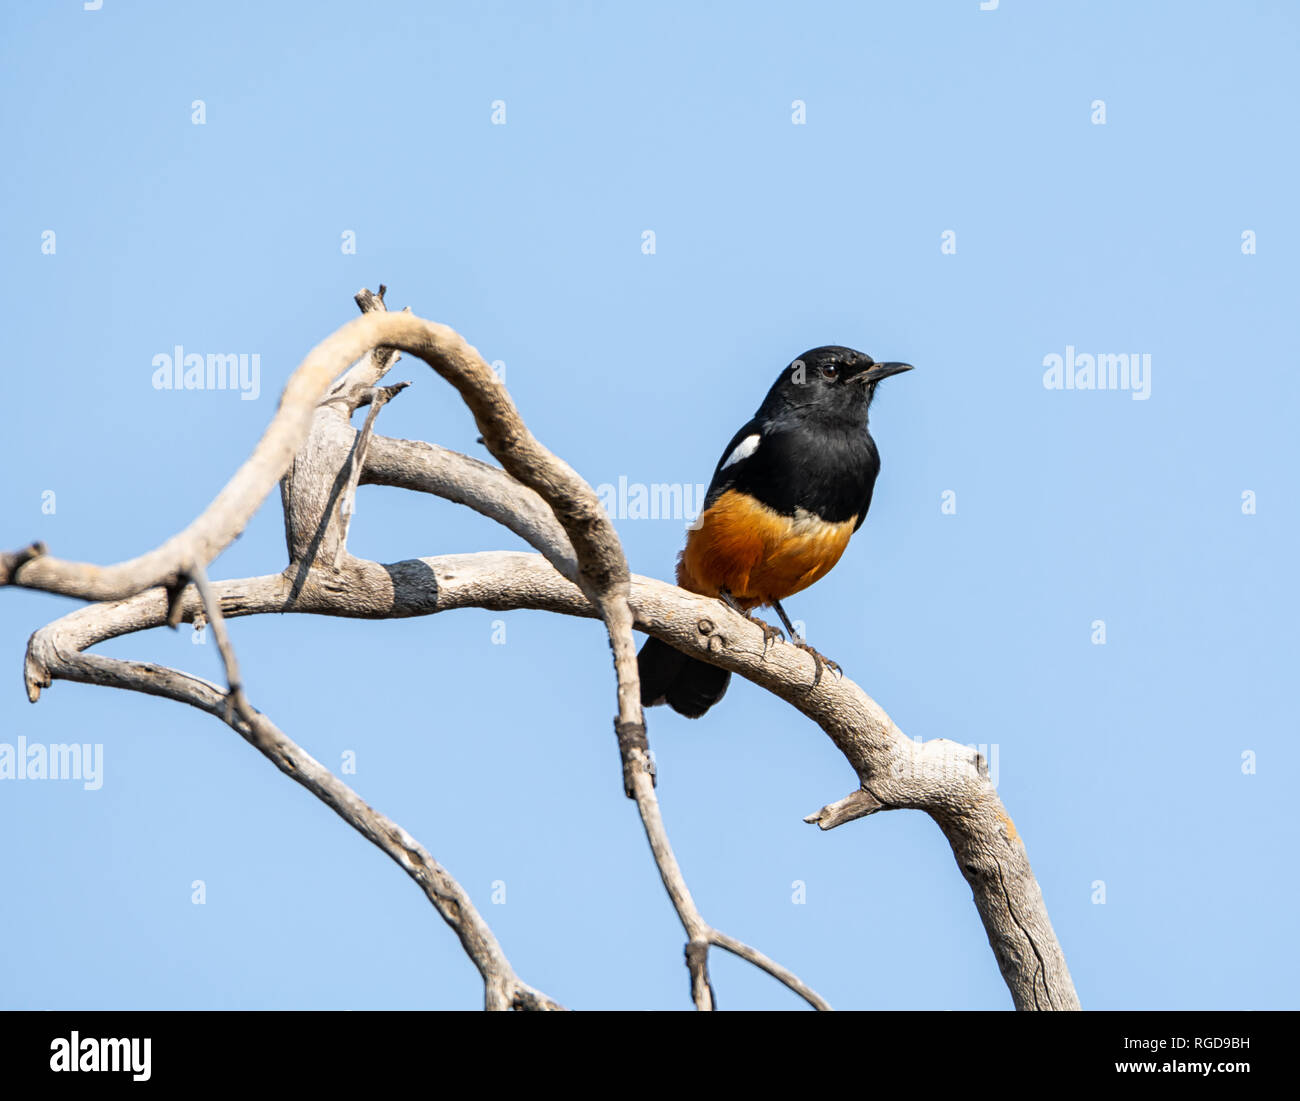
[759,345,913,425]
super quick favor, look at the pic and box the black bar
[1,1010,1287,1088]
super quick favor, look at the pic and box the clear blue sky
[1,1,1296,1010]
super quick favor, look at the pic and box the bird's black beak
[855,361,914,384]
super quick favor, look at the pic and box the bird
[637,346,912,718]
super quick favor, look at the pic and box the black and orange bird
[637,346,913,718]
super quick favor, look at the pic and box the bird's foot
[743,611,785,652]
[717,591,785,653]
[790,638,841,688]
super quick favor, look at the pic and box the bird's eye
[820,364,839,381]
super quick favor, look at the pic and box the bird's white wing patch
[720,433,760,471]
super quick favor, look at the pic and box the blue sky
[1,0,1296,1010]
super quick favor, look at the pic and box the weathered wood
[10,289,1077,1011]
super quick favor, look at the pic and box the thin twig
[189,563,251,724]
[709,931,833,1010]
[333,381,410,568]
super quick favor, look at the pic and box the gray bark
[6,287,1077,1011]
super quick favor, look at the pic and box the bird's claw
[745,614,785,653]
[791,639,841,688]
[716,593,786,654]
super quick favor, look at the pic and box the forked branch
[6,288,1076,1010]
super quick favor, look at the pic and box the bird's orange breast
[677,489,856,610]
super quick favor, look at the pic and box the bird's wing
[701,418,765,510]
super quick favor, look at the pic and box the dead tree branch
[6,288,1076,1010]
[23,579,559,1010]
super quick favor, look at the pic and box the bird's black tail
[637,636,730,718]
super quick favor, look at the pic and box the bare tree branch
[9,290,1076,1010]
[804,788,885,830]
[351,414,1080,1009]
[361,434,578,578]
[187,563,251,725]
[709,931,831,1011]
[25,548,1072,1010]
[332,381,409,569]
[24,572,561,1011]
